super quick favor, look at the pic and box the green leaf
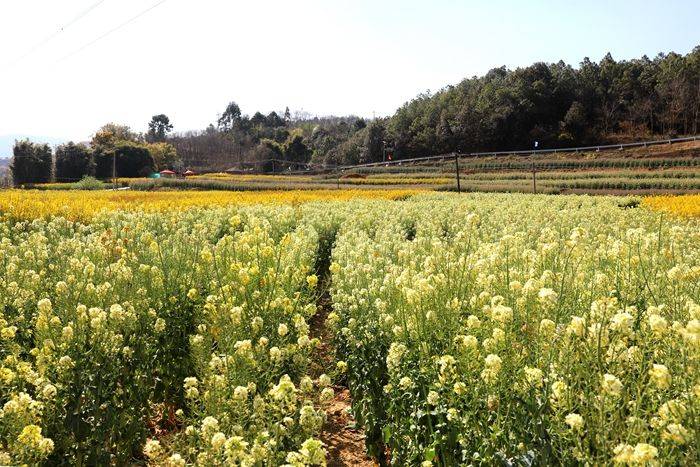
[382,425,392,443]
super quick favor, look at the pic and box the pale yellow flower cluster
[329,192,699,464]
[0,190,697,464]
[0,203,338,464]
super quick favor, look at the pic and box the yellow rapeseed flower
[643,194,700,217]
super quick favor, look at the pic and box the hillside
[171,46,700,172]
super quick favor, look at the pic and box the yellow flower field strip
[643,194,700,217]
[0,189,422,221]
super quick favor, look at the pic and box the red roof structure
[160,169,176,175]
[184,170,195,176]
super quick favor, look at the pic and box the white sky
[0,0,696,144]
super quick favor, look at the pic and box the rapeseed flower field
[0,190,697,465]
[329,193,699,465]
[644,193,700,217]
[0,189,419,222]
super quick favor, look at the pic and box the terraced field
[113,140,700,195]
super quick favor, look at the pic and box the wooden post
[337,168,340,189]
[532,161,537,194]
[454,152,461,193]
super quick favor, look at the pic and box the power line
[54,0,169,65]
[3,0,107,69]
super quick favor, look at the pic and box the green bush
[72,176,106,190]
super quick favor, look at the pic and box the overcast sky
[0,0,697,147]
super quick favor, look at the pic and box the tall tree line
[11,116,180,185]
[387,47,700,158]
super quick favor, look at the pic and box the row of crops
[0,192,698,464]
[327,194,699,465]
[346,157,700,175]
[125,170,700,194]
[463,169,700,181]
[443,177,700,193]
[0,205,344,465]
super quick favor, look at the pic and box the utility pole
[454,152,461,193]
[532,141,538,194]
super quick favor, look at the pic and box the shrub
[72,176,106,190]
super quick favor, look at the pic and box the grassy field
[0,189,697,465]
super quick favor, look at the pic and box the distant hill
[0,134,68,159]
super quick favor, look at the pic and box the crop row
[0,205,348,465]
[348,157,700,175]
[329,193,699,465]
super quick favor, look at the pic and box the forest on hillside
[171,46,700,171]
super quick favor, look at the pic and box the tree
[266,111,285,128]
[598,52,625,134]
[146,114,173,142]
[218,102,243,131]
[92,123,138,148]
[253,139,284,172]
[283,107,291,125]
[250,112,268,128]
[283,130,311,163]
[435,110,454,152]
[55,142,93,182]
[353,118,367,131]
[11,140,52,185]
[362,120,386,163]
[561,101,587,140]
[94,142,155,178]
[148,142,179,170]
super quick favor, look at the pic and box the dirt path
[322,387,374,466]
[310,284,375,467]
